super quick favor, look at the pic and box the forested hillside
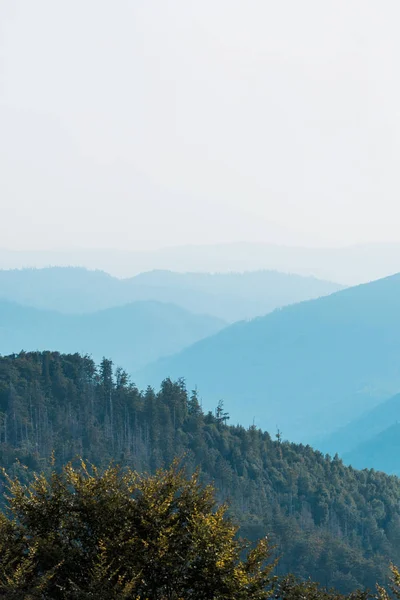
[0,300,225,371]
[1,351,399,593]
[138,272,400,442]
[0,266,342,321]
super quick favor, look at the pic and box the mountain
[318,392,400,457]
[344,423,400,474]
[0,350,399,592]
[137,273,400,443]
[0,267,116,313]
[127,242,400,285]
[0,300,225,371]
[0,267,343,322]
[318,391,400,473]
[2,241,400,283]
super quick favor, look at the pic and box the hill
[0,267,343,322]
[3,241,400,284]
[137,273,400,442]
[0,300,225,371]
[0,350,399,593]
[344,422,400,474]
[319,392,400,457]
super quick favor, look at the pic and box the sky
[1,0,400,251]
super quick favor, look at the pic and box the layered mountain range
[0,266,342,322]
[2,266,400,471]
[138,273,400,444]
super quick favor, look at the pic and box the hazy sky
[1,1,400,251]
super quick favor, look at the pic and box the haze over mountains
[0,300,225,371]
[321,392,400,457]
[344,423,400,475]
[138,272,400,444]
[0,267,342,322]
[2,242,400,284]
[4,1,400,593]
[3,264,400,470]
[318,391,400,475]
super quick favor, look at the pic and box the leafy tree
[378,564,400,599]
[272,574,371,599]
[0,461,275,599]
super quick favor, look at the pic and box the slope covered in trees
[0,300,225,371]
[0,266,343,322]
[138,272,400,442]
[0,460,387,599]
[1,351,400,593]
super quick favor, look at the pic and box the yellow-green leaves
[0,460,275,599]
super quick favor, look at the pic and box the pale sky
[1,1,400,251]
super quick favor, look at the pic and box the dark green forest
[1,351,400,593]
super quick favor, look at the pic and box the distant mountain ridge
[318,392,400,457]
[2,241,400,283]
[0,299,225,371]
[317,391,400,474]
[0,267,343,322]
[344,423,400,474]
[137,272,400,443]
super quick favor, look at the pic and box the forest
[1,351,400,594]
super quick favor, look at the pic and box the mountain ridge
[318,391,400,457]
[0,266,343,322]
[137,272,400,442]
[344,422,400,474]
[2,241,400,283]
[0,299,225,371]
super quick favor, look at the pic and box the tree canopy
[0,461,275,599]
[1,460,395,599]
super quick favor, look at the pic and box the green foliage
[0,351,399,592]
[0,461,275,599]
[376,564,400,599]
[272,574,372,599]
